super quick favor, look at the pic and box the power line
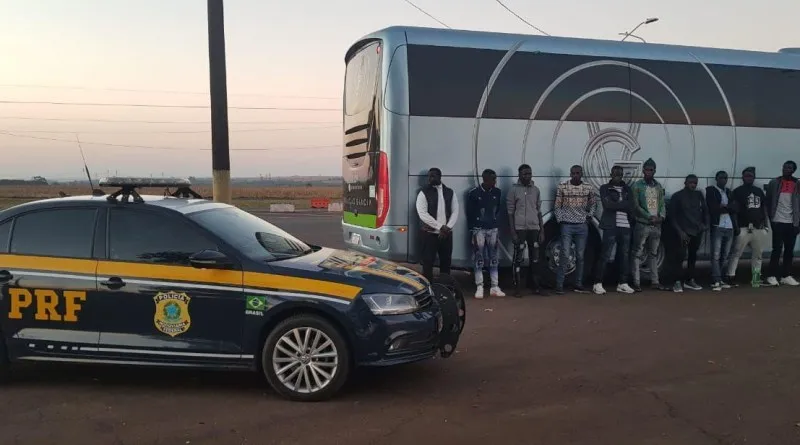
[0,83,340,100]
[1,125,339,134]
[0,100,341,111]
[0,131,338,152]
[494,0,550,36]
[402,0,451,28]
[0,116,341,125]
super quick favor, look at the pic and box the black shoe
[632,283,643,292]
[573,285,589,294]
[534,287,550,296]
[684,279,703,291]
[554,287,565,295]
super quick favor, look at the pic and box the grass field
[0,184,343,210]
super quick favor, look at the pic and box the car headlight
[362,293,419,315]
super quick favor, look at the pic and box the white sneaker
[766,276,780,286]
[490,286,506,297]
[616,283,635,294]
[780,276,799,286]
[592,283,606,294]
[474,287,484,299]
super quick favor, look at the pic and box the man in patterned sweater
[553,164,598,294]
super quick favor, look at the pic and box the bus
[340,25,800,287]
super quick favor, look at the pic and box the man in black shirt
[666,174,709,292]
[726,166,770,286]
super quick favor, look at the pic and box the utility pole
[207,0,231,203]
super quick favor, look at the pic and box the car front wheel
[261,314,351,402]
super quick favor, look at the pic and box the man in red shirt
[765,160,800,286]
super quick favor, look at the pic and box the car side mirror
[189,249,233,269]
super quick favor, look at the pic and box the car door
[0,206,102,362]
[95,206,246,364]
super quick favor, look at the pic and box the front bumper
[354,277,466,366]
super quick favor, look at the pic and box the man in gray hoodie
[507,164,547,295]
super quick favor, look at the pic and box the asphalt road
[3,210,800,445]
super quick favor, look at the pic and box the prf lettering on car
[6,288,86,322]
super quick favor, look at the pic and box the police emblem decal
[153,291,191,337]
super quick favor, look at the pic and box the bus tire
[540,222,599,290]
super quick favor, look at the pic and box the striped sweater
[554,180,597,224]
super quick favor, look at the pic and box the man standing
[764,160,800,287]
[705,170,738,291]
[467,169,505,298]
[631,158,667,292]
[666,174,709,292]
[726,167,770,287]
[507,164,547,295]
[592,165,635,294]
[415,167,459,282]
[553,164,597,294]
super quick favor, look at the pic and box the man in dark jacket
[666,174,709,292]
[592,165,635,294]
[705,170,739,291]
[764,160,800,287]
[415,167,459,282]
[466,169,505,298]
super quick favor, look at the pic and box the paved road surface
[256,211,345,250]
[3,211,800,445]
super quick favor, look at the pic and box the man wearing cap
[726,166,770,287]
[630,158,667,291]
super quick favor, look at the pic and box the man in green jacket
[630,158,667,291]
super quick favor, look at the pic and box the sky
[1,0,797,180]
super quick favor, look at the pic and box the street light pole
[207,0,231,204]
[621,17,658,42]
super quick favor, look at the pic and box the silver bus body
[341,25,800,285]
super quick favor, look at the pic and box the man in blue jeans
[705,170,738,291]
[466,168,505,298]
[553,165,597,294]
[592,166,636,294]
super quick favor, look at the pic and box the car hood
[267,247,429,296]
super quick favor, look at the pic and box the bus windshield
[342,40,384,229]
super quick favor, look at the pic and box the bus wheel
[540,223,598,290]
[261,314,351,402]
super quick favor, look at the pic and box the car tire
[261,314,351,402]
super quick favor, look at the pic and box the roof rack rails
[98,176,199,203]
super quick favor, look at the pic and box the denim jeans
[557,223,588,289]
[710,227,734,282]
[595,226,632,284]
[472,227,500,286]
[632,224,662,286]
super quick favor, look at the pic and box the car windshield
[188,206,312,262]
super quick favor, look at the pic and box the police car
[0,177,465,401]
